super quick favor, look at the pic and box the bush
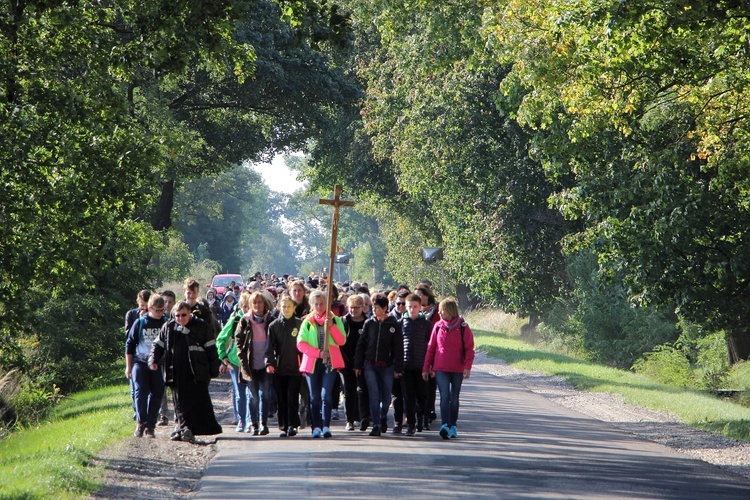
[542,252,679,368]
[10,383,59,426]
[632,344,695,387]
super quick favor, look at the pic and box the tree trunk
[152,179,174,231]
[726,326,750,364]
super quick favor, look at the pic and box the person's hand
[125,367,132,379]
[429,370,435,379]
[149,363,158,371]
[421,371,429,381]
[321,350,330,361]
[463,369,471,379]
[267,365,275,374]
[219,363,229,375]
[394,372,402,379]
[354,369,361,377]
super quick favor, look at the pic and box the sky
[250,154,306,194]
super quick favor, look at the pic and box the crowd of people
[124,272,475,444]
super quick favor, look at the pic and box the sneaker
[248,426,259,436]
[157,416,169,426]
[287,428,298,437]
[449,425,458,439]
[312,427,322,438]
[182,428,196,444]
[359,418,370,431]
[144,428,156,438]
[322,426,332,438]
[331,409,339,421]
[279,430,288,438]
[380,417,388,433]
[259,425,269,435]
[368,425,381,437]
[392,424,403,434]
[345,422,355,431]
[405,426,416,436]
[170,431,182,441]
[134,423,145,437]
[235,421,245,433]
[439,424,450,440]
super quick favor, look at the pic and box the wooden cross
[319,185,355,352]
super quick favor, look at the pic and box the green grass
[0,384,132,499]
[464,309,750,441]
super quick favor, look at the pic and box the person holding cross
[297,289,347,438]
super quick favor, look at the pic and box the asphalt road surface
[194,369,750,499]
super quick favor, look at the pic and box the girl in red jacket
[422,296,475,440]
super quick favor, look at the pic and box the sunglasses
[395,302,406,306]
[175,313,188,318]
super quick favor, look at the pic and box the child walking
[422,297,475,439]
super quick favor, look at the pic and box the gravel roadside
[90,353,750,498]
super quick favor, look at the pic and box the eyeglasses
[152,308,165,312]
[395,302,406,306]
[175,313,188,318]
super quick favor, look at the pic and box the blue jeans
[305,359,339,429]
[435,371,463,427]
[249,369,271,427]
[132,362,165,429]
[229,365,248,425]
[363,363,394,428]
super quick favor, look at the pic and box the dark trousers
[340,364,369,423]
[273,374,302,431]
[401,369,427,427]
[132,362,165,429]
[392,375,404,425]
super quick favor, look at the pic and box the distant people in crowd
[149,300,222,443]
[206,288,221,323]
[423,297,475,440]
[126,294,168,438]
[220,291,238,325]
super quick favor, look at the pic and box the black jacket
[342,313,367,366]
[149,316,220,385]
[354,315,404,373]
[265,315,303,377]
[401,315,432,371]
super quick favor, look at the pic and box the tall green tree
[486,0,750,360]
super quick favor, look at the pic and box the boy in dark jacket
[400,293,432,435]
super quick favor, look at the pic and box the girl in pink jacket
[422,296,475,439]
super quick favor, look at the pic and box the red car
[206,274,244,296]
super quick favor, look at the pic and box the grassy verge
[0,384,132,499]
[464,309,750,441]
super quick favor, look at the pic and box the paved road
[194,369,750,499]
